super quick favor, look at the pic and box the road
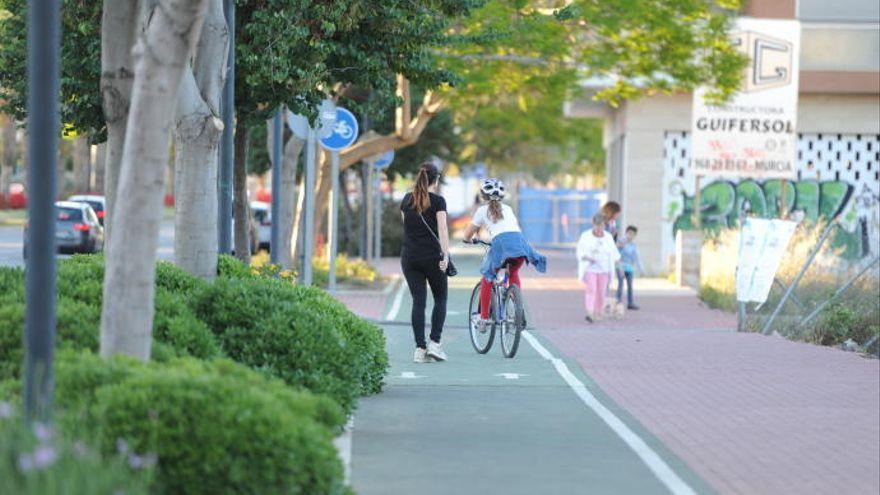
[350,254,712,495]
[0,220,175,268]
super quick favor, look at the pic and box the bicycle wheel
[468,282,495,354]
[499,285,525,358]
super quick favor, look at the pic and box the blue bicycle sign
[320,107,359,151]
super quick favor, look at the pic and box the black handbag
[419,212,457,277]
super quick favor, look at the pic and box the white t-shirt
[471,203,521,239]
[576,230,620,280]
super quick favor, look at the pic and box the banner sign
[691,19,801,179]
[736,218,797,303]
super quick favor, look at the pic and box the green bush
[0,256,223,381]
[53,351,349,495]
[1,409,153,495]
[190,277,387,412]
[217,254,254,279]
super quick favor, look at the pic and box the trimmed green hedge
[0,254,388,493]
[195,259,388,412]
[53,350,350,495]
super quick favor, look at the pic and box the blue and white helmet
[480,178,506,200]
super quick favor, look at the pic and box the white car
[67,194,106,225]
[250,201,271,251]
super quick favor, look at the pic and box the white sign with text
[691,18,801,179]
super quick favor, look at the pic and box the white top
[576,229,620,280]
[471,203,521,239]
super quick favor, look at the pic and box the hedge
[51,350,350,495]
[190,273,388,413]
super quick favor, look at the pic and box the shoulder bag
[419,212,457,277]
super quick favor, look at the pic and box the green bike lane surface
[349,255,714,495]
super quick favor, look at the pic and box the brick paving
[526,251,880,495]
[335,258,401,320]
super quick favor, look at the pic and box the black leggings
[401,257,448,349]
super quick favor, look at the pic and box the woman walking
[400,163,450,363]
[577,213,621,323]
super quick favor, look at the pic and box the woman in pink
[577,213,621,323]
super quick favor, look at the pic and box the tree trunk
[290,172,305,268]
[73,136,91,193]
[0,113,14,200]
[313,149,332,254]
[100,0,209,361]
[174,0,228,279]
[100,1,141,244]
[233,118,250,263]
[93,142,106,192]
[266,117,304,269]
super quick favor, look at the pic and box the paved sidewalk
[528,251,880,495]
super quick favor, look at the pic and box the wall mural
[662,131,880,259]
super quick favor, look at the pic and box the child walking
[577,213,620,323]
[616,225,644,310]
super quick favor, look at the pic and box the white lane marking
[399,371,426,379]
[385,280,406,321]
[494,373,528,380]
[522,331,697,495]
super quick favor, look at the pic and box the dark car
[23,201,105,257]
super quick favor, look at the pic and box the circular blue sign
[373,150,394,169]
[319,107,359,151]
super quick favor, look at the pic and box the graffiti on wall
[662,131,880,260]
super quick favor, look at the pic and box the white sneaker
[413,348,431,363]
[427,341,447,362]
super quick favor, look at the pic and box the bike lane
[350,255,714,495]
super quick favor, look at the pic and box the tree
[100,0,209,360]
[0,111,15,200]
[173,0,228,279]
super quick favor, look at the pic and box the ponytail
[487,199,504,222]
[410,163,440,213]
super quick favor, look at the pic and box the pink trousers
[583,271,610,316]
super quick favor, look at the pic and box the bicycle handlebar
[465,239,492,247]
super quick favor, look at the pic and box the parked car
[250,201,271,251]
[23,201,104,257]
[67,194,106,225]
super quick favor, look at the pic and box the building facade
[568,0,880,274]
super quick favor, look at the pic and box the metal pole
[798,255,880,328]
[359,162,368,259]
[374,170,382,261]
[693,174,702,229]
[737,302,747,332]
[761,220,839,335]
[365,161,374,261]
[302,129,316,285]
[25,0,59,423]
[328,151,340,292]
[218,0,235,254]
[779,179,789,219]
[269,108,282,264]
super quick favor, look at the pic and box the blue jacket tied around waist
[481,232,547,279]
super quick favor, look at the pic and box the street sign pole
[270,108,282,264]
[374,172,382,262]
[302,129,316,285]
[360,162,369,259]
[365,162,374,261]
[368,150,394,263]
[218,0,234,254]
[328,151,340,293]
[25,0,60,423]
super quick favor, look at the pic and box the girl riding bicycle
[463,178,547,330]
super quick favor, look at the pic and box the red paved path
[528,252,880,495]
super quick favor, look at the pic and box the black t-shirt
[400,192,447,261]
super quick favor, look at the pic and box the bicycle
[466,239,526,358]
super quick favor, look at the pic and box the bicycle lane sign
[320,107,359,151]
